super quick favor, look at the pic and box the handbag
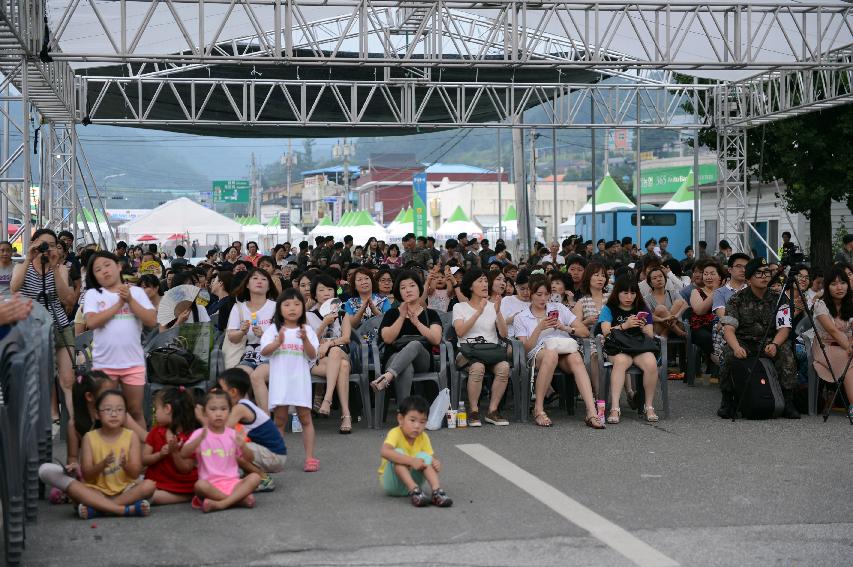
[459,337,508,365]
[542,336,579,354]
[222,303,248,369]
[603,329,661,357]
[147,336,198,385]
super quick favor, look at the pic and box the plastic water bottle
[457,402,468,428]
[291,411,302,433]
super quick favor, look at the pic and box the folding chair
[0,329,24,566]
[594,333,670,419]
[444,322,525,423]
[373,323,450,428]
[516,338,593,423]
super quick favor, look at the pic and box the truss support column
[21,57,31,251]
[46,122,77,235]
[715,82,749,253]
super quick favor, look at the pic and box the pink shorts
[98,366,146,387]
[211,477,241,496]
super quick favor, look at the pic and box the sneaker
[431,489,453,508]
[409,487,430,507]
[484,411,509,426]
[255,475,276,493]
[468,410,482,427]
[848,405,853,418]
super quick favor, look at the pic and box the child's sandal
[303,457,320,473]
[77,504,102,520]
[123,499,150,517]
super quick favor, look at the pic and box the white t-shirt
[539,254,566,265]
[261,324,319,411]
[500,295,530,325]
[511,302,577,351]
[227,300,276,346]
[452,301,499,344]
[83,286,154,369]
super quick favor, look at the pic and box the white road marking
[457,443,680,567]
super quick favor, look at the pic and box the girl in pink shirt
[181,389,261,513]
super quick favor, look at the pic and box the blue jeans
[380,449,432,496]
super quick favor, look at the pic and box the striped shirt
[19,264,70,327]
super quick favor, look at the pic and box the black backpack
[730,357,784,419]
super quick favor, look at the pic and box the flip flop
[533,412,553,427]
[370,373,393,392]
[304,457,320,472]
[191,496,204,510]
[124,499,150,517]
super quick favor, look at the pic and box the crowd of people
[1,226,851,512]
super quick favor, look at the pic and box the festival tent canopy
[345,211,388,243]
[117,197,242,242]
[433,206,483,240]
[307,215,337,239]
[661,169,697,211]
[497,204,544,240]
[577,174,635,213]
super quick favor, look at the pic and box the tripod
[784,267,852,424]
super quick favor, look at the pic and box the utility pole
[529,128,540,247]
[332,138,355,212]
[282,140,297,243]
[250,152,260,220]
[512,122,528,258]
[497,128,502,241]
[552,127,558,241]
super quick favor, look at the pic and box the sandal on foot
[370,372,393,392]
[123,499,150,517]
[312,394,323,413]
[339,415,353,434]
[77,503,102,519]
[533,412,553,427]
[644,405,659,423]
[606,408,621,424]
[304,457,320,472]
[585,415,605,429]
[191,496,204,510]
[318,398,332,416]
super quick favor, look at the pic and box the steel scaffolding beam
[80,77,710,129]
[714,83,750,254]
[44,122,76,234]
[45,1,853,71]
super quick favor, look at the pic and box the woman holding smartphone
[513,277,602,429]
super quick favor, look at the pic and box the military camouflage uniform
[719,287,796,392]
[402,247,433,269]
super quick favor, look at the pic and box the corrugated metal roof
[423,163,496,174]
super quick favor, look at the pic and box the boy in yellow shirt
[378,396,453,507]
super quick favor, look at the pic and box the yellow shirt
[84,428,134,496]
[377,426,433,477]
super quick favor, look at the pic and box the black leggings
[692,326,713,358]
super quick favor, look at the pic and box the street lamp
[332,139,355,212]
[281,142,297,243]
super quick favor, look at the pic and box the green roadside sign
[213,180,251,203]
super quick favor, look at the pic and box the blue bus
[575,208,693,258]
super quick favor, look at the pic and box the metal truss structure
[0,0,849,250]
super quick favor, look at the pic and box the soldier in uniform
[718,258,800,419]
[401,233,434,269]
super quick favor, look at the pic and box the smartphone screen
[548,310,558,320]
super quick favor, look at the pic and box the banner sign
[412,173,428,237]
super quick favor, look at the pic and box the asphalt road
[20,381,853,566]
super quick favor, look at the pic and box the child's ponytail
[153,386,199,434]
[72,369,113,438]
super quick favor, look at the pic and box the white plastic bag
[427,388,451,430]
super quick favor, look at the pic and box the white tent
[346,211,389,244]
[117,197,242,246]
[387,207,433,243]
[558,220,576,238]
[433,206,484,241]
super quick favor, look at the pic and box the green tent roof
[669,169,695,203]
[352,211,375,226]
[391,208,405,223]
[579,173,634,213]
[317,215,335,226]
[447,206,470,223]
[502,205,517,222]
[401,207,414,223]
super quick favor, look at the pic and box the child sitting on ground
[219,368,287,492]
[39,389,156,518]
[181,388,262,513]
[143,386,199,505]
[378,395,453,508]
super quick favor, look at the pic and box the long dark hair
[822,266,853,320]
[605,276,648,313]
[272,288,306,329]
[85,251,121,291]
[153,386,199,434]
[72,369,114,438]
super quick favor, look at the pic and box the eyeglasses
[754,270,774,278]
[99,407,126,416]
